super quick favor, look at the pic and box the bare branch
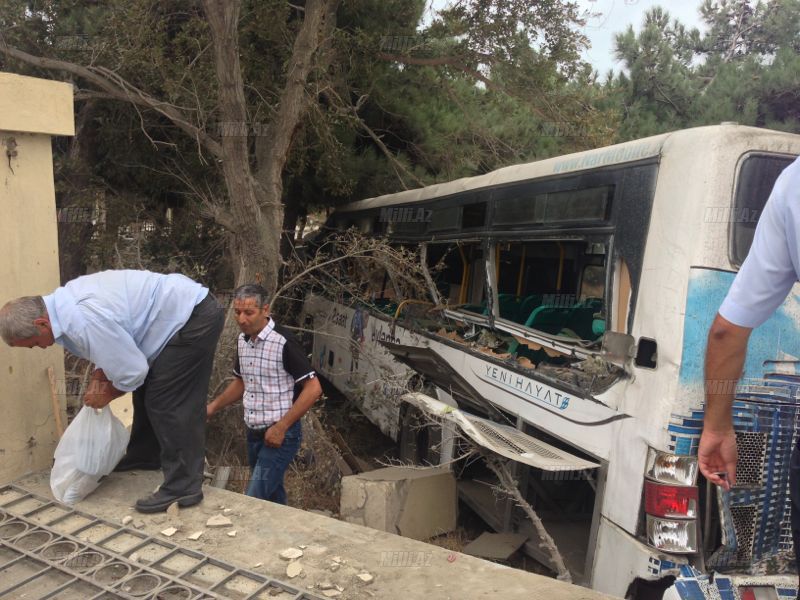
[0,42,223,160]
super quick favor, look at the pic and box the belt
[246,423,275,436]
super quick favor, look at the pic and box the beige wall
[0,72,74,484]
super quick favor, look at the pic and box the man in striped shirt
[207,285,322,504]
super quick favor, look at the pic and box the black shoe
[114,457,161,472]
[135,490,203,514]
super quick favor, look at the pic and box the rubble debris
[253,562,263,568]
[318,581,335,590]
[280,547,304,560]
[160,527,178,537]
[133,519,145,529]
[329,563,340,572]
[121,515,133,526]
[331,556,342,563]
[187,531,203,541]
[286,561,303,578]
[357,573,374,583]
[223,508,233,515]
[341,466,457,541]
[227,530,237,537]
[166,502,180,518]
[206,514,233,527]
[322,591,341,598]
[463,532,528,561]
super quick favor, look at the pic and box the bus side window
[426,242,485,313]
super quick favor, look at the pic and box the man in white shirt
[699,156,800,572]
[0,270,224,513]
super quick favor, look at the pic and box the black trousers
[123,294,224,496]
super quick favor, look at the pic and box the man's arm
[207,378,246,419]
[265,376,322,448]
[698,314,752,490]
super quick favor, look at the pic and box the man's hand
[206,402,217,421]
[83,369,116,409]
[698,429,737,491]
[264,423,287,448]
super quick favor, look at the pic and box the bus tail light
[644,481,698,518]
[646,515,698,553]
[739,586,779,600]
[644,448,699,554]
[645,448,698,485]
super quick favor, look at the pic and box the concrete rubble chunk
[166,502,180,518]
[331,556,342,563]
[318,581,335,590]
[286,561,303,578]
[160,527,178,537]
[206,514,233,527]
[227,530,237,537]
[223,508,233,515]
[357,573,374,583]
[253,562,263,568]
[121,515,133,526]
[329,563,340,572]
[279,547,304,561]
[322,591,341,598]
[340,466,457,541]
[187,531,203,541]
[133,519,145,529]
[463,532,528,561]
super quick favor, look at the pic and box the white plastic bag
[50,406,130,505]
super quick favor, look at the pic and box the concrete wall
[0,72,74,484]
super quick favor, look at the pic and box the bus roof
[337,124,794,213]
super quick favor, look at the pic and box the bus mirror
[601,332,636,366]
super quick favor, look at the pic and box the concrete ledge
[13,470,619,599]
[0,72,74,136]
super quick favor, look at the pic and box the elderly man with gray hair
[0,269,224,513]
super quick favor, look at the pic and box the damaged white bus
[302,124,800,599]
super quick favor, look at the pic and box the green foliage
[606,1,800,141]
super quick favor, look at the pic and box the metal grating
[0,484,323,600]
[735,431,768,487]
[467,419,562,460]
[401,392,600,471]
[730,504,757,564]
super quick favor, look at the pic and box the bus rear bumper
[591,517,798,599]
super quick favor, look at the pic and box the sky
[575,0,706,74]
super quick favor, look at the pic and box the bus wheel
[398,404,442,466]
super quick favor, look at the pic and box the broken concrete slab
[286,561,303,578]
[206,514,233,527]
[280,547,304,560]
[340,466,457,541]
[464,532,529,561]
[12,470,617,600]
[187,530,204,541]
